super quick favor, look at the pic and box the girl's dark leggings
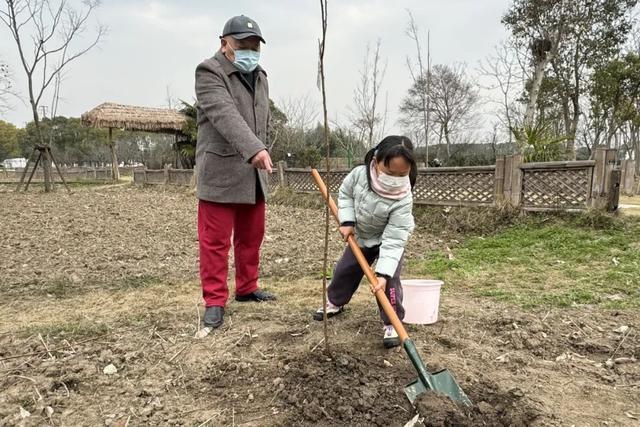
[327,245,405,326]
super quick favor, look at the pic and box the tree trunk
[30,105,53,192]
[561,98,571,136]
[633,124,640,175]
[565,96,579,160]
[109,128,120,181]
[524,57,549,129]
[443,123,451,163]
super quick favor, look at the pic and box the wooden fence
[0,166,137,183]
[132,148,624,211]
[133,165,193,186]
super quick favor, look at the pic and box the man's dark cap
[220,15,265,44]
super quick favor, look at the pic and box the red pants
[198,199,265,307]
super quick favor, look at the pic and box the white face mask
[378,172,410,191]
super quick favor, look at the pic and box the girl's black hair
[364,135,418,189]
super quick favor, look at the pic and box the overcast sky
[0,0,512,134]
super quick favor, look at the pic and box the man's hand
[339,225,354,242]
[371,276,387,294]
[250,150,273,173]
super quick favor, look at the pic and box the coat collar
[214,50,267,77]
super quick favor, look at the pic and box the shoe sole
[383,338,401,349]
[235,296,277,302]
[313,308,344,321]
[203,320,223,329]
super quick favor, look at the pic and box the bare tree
[318,0,330,355]
[1,0,106,191]
[350,39,387,149]
[330,117,365,167]
[279,94,318,131]
[165,85,177,110]
[478,39,524,146]
[400,63,479,164]
[431,64,479,160]
[405,9,430,164]
[274,94,319,161]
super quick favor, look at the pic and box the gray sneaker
[203,306,224,329]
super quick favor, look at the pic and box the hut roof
[81,102,188,134]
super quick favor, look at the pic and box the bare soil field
[0,184,638,426]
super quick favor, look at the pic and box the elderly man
[195,15,276,332]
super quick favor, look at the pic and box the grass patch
[411,214,640,309]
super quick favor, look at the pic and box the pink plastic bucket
[401,279,444,325]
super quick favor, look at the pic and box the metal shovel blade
[404,369,472,406]
[403,340,472,407]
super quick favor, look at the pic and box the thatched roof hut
[81,102,190,180]
[81,102,188,134]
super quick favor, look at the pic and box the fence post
[591,148,618,209]
[505,154,524,207]
[621,159,636,196]
[494,156,505,205]
[277,161,286,187]
[607,169,621,212]
[164,164,171,185]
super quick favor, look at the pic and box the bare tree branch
[349,39,387,149]
[478,39,525,145]
[0,59,16,114]
[1,0,106,191]
[278,94,319,131]
[405,9,430,164]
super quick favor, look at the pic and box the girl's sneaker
[313,300,344,321]
[383,325,400,348]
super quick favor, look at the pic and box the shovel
[311,169,472,407]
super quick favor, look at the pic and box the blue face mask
[232,48,260,73]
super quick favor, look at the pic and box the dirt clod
[415,381,543,427]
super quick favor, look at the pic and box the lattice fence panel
[285,170,350,193]
[268,172,280,192]
[522,168,592,209]
[413,170,495,205]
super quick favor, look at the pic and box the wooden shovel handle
[311,169,410,343]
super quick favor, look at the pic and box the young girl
[314,135,416,348]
